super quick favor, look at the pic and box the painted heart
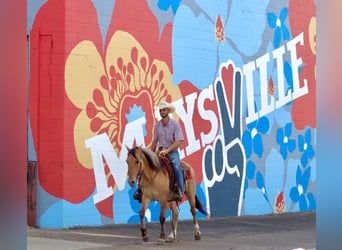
[220,63,234,116]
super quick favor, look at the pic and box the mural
[28,0,316,228]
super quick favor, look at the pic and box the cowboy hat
[156,100,175,113]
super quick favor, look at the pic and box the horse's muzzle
[128,179,137,187]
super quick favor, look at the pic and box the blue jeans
[168,150,184,194]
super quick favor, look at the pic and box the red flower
[29,0,181,218]
[275,191,285,214]
[268,77,276,96]
[215,15,225,43]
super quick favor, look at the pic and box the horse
[126,146,209,242]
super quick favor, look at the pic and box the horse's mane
[128,147,164,171]
[141,148,164,171]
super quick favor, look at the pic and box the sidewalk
[28,211,316,250]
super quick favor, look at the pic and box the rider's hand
[159,149,168,157]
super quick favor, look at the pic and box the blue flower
[157,0,181,14]
[267,7,290,48]
[244,150,300,215]
[298,128,315,167]
[242,116,269,158]
[276,122,296,160]
[289,165,313,211]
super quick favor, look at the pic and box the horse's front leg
[159,201,167,240]
[166,201,179,242]
[140,199,150,242]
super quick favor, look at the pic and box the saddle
[159,154,192,202]
[133,151,192,203]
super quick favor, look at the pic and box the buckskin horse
[126,146,209,242]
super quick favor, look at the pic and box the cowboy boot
[172,184,183,202]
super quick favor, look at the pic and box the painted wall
[28,0,316,228]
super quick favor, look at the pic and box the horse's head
[126,146,143,187]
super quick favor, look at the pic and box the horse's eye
[136,160,139,164]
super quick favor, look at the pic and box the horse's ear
[125,145,131,151]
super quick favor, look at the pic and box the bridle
[136,156,142,184]
[128,149,143,186]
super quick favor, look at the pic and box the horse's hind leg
[191,205,201,240]
[140,200,150,242]
[187,180,201,240]
[166,201,178,242]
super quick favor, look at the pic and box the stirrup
[174,192,183,202]
[133,190,142,203]
[173,188,183,202]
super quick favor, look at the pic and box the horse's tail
[195,195,209,216]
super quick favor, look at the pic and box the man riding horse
[133,100,184,202]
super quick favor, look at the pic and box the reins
[135,154,143,184]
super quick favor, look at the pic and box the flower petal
[246,161,256,180]
[242,131,253,159]
[280,7,288,23]
[285,122,292,137]
[287,138,296,153]
[284,61,293,88]
[253,134,264,158]
[302,166,311,192]
[256,171,265,189]
[274,27,281,48]
[171,0,181,14]
[290,186,299,202]
[298,135,305,152]
[267,12,277,28]
[276,128,284,145]
[157,0,172,11]
[299,195,308,211]
[306,144,315,159]
[257,117,270,134]
[305,128,312,144]
[301,153,308,167]
[284,158,299,208]
[296,165,302,186]
[307,192,316,210]
[65,41,106,108]
[281,24,290,40]
[280,144,288,160]
[74,111,97,168]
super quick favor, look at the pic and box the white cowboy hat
[156,100,176,113]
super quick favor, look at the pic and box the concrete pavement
[27,211,316,250]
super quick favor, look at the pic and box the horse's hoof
[194,231,201,241]
[157,239,165,245]
[165,236,175,243]
[142,236,149,242]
